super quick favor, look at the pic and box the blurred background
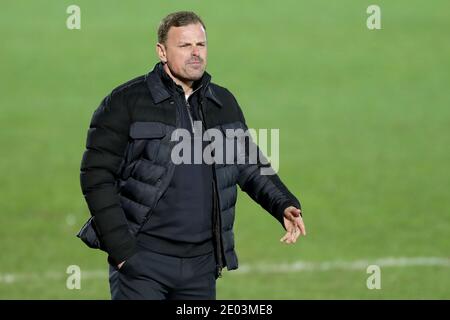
[0,0,449,299]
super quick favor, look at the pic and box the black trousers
[109,247,217,300]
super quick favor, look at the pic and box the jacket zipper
[198,97,224,278]
[212,173,224,278]
[185,99,195,133]
[184,85,203,134]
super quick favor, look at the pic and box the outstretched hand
[280,206,306,244]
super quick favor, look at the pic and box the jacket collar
[145,62,223,108]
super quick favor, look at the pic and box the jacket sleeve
[231,93,302,230]
[80,90,136,265]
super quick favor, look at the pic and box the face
[157,23,207,82]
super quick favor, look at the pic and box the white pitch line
[234,257,450,274]
[0,270,109,284]
[1,257,449,284]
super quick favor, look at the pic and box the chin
[186,70,205,81]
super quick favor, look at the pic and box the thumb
[286,206,301,217]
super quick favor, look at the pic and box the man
[78,11,306,300]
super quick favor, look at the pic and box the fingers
[291,227,301,243]
[279,228,298,244]
[280,229,294,243]
[296,216,306,236]
[280,216,306,244]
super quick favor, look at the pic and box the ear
[156,43,167,64]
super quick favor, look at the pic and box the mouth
[187,60,202,65]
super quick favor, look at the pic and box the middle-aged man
[78,11,306,300]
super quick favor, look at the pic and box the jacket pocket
[129,122,167,163]
[130,122,166,139]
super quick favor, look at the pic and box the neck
[163,63,194,96]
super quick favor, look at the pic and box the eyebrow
[178,41,206,45]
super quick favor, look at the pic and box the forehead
[166,23,206,43]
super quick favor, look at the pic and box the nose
[191,45,200,57]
